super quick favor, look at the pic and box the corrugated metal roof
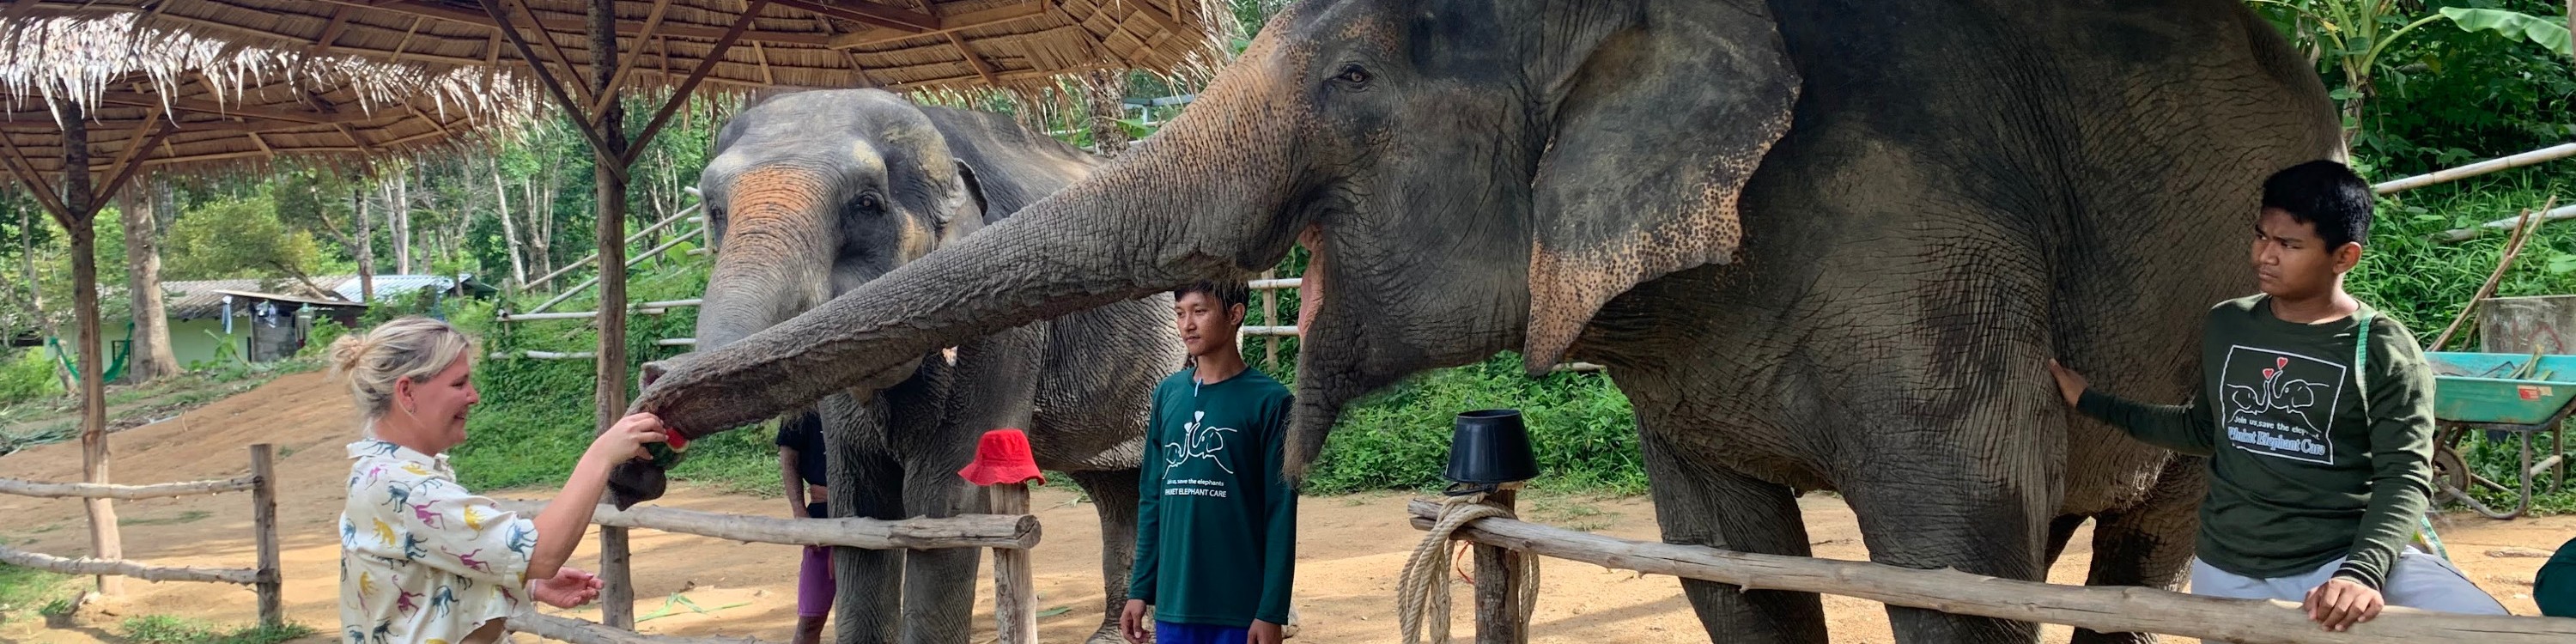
[327,275,459,302]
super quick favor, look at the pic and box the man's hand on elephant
[2045,360,2088,407]
[1246,620,1284,644]
[1120,599,1151,643]
[2304,577,2383,632]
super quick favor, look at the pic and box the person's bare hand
[1246,619,1283,644]
[1120,599,1151,643]
[532,568,604,608]
[590,413,669,463]
[2045,360,2089,407]
[2302,577,2384,632]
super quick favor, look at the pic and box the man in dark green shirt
[2049,161,2505,632]
[1120,279,1297,644]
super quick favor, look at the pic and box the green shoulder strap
[2353,308,2451,561]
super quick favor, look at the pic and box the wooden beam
[495,500,1041,550]
[86,122,179,218]
[619,0,774,168]
[308,0,834,46]
[947,32,999,85]
[0,133,67,218]
[405,104,455,139]
[1406,501,2576,644]
[0,544,260,586]
[313,4,352,52]
[388,15,424,63]
[92,93,364,126]
[832,0,1047,49]
[502,0,595,109]
[586,0,675,123]
[244,131,272,155]
[0,474,258,500]
[774,0,939,32]
[477,0,629,185]
[333,123,378,155]
[93,108,162,190]
[753,40,776,85]
[1121,0,1187,37]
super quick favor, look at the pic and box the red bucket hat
[958,428,1045,486]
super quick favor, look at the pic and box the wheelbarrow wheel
[2432,444,2473,498]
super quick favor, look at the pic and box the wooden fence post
[1260,269,1278,369]
[987,482,1036,644]
[249,443,282,628]
[1473,489,1524,644]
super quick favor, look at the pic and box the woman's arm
[526,413,666,580]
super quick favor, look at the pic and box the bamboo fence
[0,444,282,626]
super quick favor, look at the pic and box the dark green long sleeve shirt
[1127,367,1297,627]
[2075,295,2435,590]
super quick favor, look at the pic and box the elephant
[629,0,2343,642]
[610,88,1183,644]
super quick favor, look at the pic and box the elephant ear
[1522,1,1798,371]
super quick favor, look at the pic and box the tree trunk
[351,188,374,302]
[1084,69,1131,155]
[390,172,412,275]
[23,205,69,392]
[117,179,176,382]
[495,161,527,288]
[589,0,635,625]
[59,99,120,595]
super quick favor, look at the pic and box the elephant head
[633,0,1799,475]
[609,88,1094,505]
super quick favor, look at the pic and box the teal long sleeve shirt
[1127,367,1298,627]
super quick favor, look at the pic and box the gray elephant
[613,88,1182,644]
[630,1,2342,642]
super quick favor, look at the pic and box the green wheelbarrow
[2427,351,2575,519]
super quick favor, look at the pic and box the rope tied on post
[1395,491,1539,644]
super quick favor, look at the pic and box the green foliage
[0,563,72,624]
[163,193,329,283]
[1302,354,1643,495]
[0,348,62,406]
[2440,7,2573,56]
[118,615,314,644]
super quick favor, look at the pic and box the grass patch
[0,563,75,624]
[1302,353,1643,495]
[119,510,213,527]
[118,615,314,644]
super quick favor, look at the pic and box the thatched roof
[0,13,536,179]
[16,0,1233,99]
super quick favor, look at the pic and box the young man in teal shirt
[1120,279,1297,644]
[2050,161,2505,632]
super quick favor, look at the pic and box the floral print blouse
[339,440,538,644]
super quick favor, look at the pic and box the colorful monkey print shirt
[339,440,537,644]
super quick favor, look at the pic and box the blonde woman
[333,317,668,644]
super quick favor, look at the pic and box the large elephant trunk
[695,166,836,353]
[634,46,1305,440]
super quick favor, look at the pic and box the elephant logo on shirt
[1162,410,1241,474]
[2223,355,2336,437]
[2220,346,2348,465]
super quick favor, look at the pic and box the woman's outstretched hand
[590,413,670,463]
[532,567,605,608]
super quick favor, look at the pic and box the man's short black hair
[2261,160,2373,249]
[1174,279,1250,311]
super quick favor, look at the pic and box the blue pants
[1155,621,1248,644]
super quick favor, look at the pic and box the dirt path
[1,373,2568,643]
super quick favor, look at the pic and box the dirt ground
[1,372,2569,643]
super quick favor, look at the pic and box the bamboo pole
[0,544,259,585]
[1404,501,2576,643]
[2428,203,2576,243]
[495,501,1041,550]
[0,475,258,500]
[2375,143,2576,195]
[987,482,1037,644]
[501,300,704,323]
[522,232,704,314]
[1473,490,1525,644]
[523,201,702,291]
[250,444,282,628]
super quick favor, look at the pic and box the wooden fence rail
[0,445,281,627]
[508,611,769,644]
[0,475,255,500]
[1406,500,2576,644]
[0,544,260,585]
[495,501,1040,550]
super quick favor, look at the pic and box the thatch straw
[0,13,538,178]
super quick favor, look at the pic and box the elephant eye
[1334,64,1370,87]
[854,192,883,212]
